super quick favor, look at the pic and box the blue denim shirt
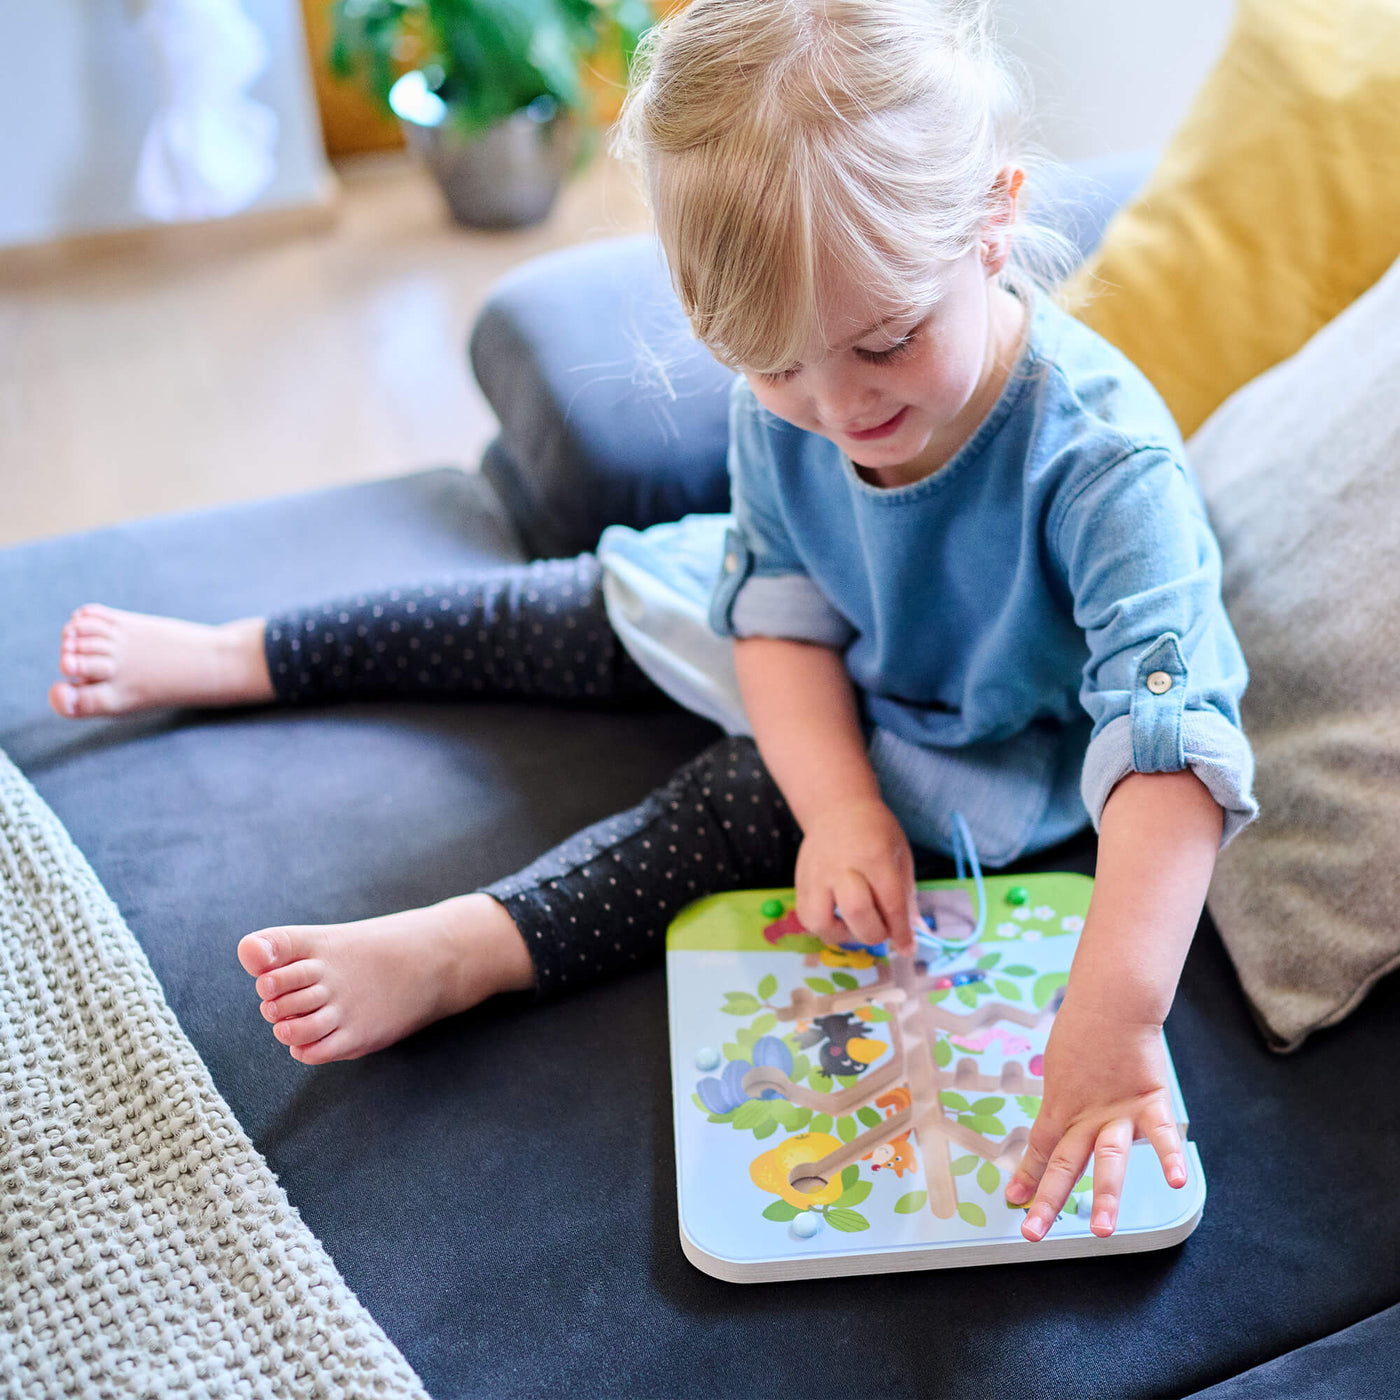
[599,287,1256,866]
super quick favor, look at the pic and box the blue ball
[791,1212,823,1238]
[694,1046,721,1072]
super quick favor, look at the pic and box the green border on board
[666,871,1093,953]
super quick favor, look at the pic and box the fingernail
[1024,1212,1047,1240]
[62,689,76,715]
[1006,1181,1029,1205]
[1093,1211,1112,1234]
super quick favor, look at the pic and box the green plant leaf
[832,971,858,990]
[961,1114,1006,1136]
[810,1072,833,1094]
[976,952,1001,969]
[731,1099,767,1130]
[1074,1174,1094,1194]
[1032,972,1069,1010]
[928,988,950,1004]
[841,1164,860,1191]
[735,1025,757,1047]
[950,1155,978,1176]
[994,979,1022,1000]
[939,1091,970,1111]
[835,1180,872,1208]
[762,1200,800,1222]
[933,1037,953,1068]
[722,1042,746,1061]
[1015,1096,1043,1118]
[894,1191,928,1214]
[1003,964,1036,977]
[956,985,978,1009]
[970,1097,1005,1115]
[1061,1195,1079,1215]
[825,1208,870,1233]
[856,1106,881,1128]
[862,1005,892,1022]
[752,1117,778,1139]
[835,1074,858,1089]
[769,1102,812,1132]
[750,1011,778,1036]
[956,1202,987,1228]
[723,992,761,1015]
[836,1116,858,1143]
[757,973,778,1000]
[977,1161,1000,1194]
[706,1108,738,1124]
[790,1053,811,1083]
[810,1113,833,1135]
[805,977,835,995]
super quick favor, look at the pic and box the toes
[290,1029,357,1066]
[237,926,321,978]
[72,603,121,627]
[48,680,121,718]
[59,652,116,683]
[260,984,329,1021]
[274,1005,339,1047]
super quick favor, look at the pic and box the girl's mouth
[844,406,908,442]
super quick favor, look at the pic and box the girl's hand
[1004,995,1188,1241]
[794,798,918,955]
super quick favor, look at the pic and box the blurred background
[0,0,1233,550]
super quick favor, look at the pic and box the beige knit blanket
[0,750,430,1399]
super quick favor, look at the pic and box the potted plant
[328,0,657,228]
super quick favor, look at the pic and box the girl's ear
[980,164,1025,277]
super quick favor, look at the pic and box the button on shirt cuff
[709,528,856,649]
[1081,709,1259,849]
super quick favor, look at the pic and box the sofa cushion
[471,153,1152,559]
[1187,254,1400,1051]
[1062,0,1400,437]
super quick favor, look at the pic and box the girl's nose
[811,366,879,431]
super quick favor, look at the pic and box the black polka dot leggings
[262,556,807,999]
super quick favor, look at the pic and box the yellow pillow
[1060,0,1400,437]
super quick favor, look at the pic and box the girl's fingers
[870,869,915,954]
[832,871,885,945]
[1088,1119,1135,1237]
[1020,1126,1095,1242]
[1005,1103,1061,1205]
[795,881,837,941]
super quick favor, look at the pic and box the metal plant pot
[390,73,575,230]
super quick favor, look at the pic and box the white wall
[0,0,331,250]
[996,0,1236,161]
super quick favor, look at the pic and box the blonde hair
[611,0,1076,374]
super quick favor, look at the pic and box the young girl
[49,0,1254,1244]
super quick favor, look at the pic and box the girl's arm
[734,635,918,953]
[1005,767,1223,1239]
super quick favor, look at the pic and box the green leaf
[894,1191,928,1214]
[862,1005,892,1023]
[956,1202,988,1228]
[722,1042,746,1061]
[1015,1096,1043,1118]
[994,979,1023,1000]
[837,1164,858,1191]
[835,1180,872,1208]
[810,1072,833,1094]
[933,1037,953,1068]
[805,977,835,995]
[750,1011,778,1036]
[757,973,778,1000]
[731,1100,767,1130]
[970,1097,1006,1116]
[950,1155,978,1177]
[835,1075,858,1089]
[824,1208,870,1233]
[977,1161,1000,1194]
[752,1117,778,1139]
[832,971,858,990]
[762,1200,800,1221]
[836,1116,858,1143]
[928,988,950,1004]
[1003,964,1036,977]
[940,1091,971,1111]
[1061,1195,1079,1215]
[735,1025,757,1047]
[810,1113,833,1135]
[956,985,978,1009]
[770,1102,812,1132]
[1074,1174,1094,1194]
[723,992,761,1015]
[976,952,1001,969]
[706,1108,738,1124]
[790,1054,811,1084]
[961,1114,1006,1136]
[974,980,994,996]
[856,1106,882,1128]
[1032,972,1069,1011]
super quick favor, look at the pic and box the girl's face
[741,247,1023,486]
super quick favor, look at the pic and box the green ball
[1006,886,1030,907]
[760,898,785,918]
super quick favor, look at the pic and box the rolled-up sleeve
[1054,447,1258,848]
[708,380,856,649]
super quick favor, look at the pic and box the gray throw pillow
[1186,254,1400,1052]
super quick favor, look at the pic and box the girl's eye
[760,366,801,384]
[855,334,916,366]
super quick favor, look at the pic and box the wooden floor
[0,150,653,549]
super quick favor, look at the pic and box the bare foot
[236,894,536,1065]
[49,604,274,718]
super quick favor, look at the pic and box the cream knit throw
[0,751,430,1399]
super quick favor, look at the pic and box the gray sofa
[4,154,1397,1398]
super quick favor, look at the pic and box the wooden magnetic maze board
[666,872,1204,1282]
